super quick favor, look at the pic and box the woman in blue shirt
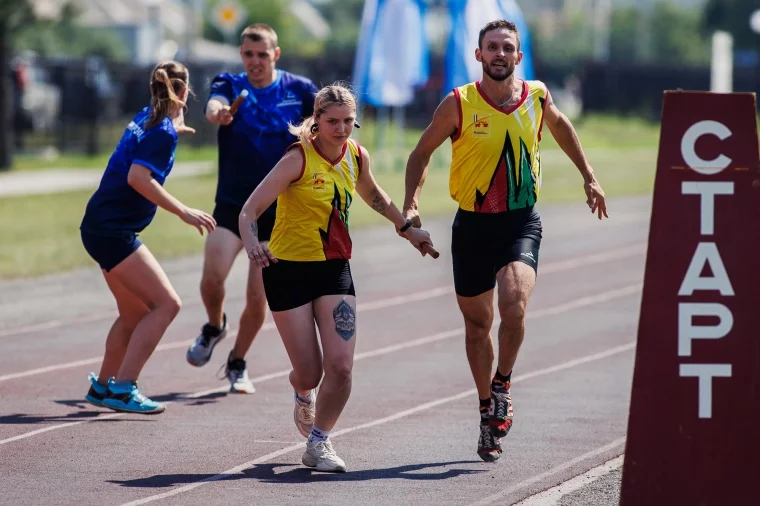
[79,60,216,414]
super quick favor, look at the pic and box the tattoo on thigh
[332,300,356,341]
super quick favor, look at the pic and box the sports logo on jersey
[472,113,490,137]
[127,120,145,139]
[277,91,303,108]
[312,171,326,191]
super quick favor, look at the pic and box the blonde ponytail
[146,61,191,129]
[288,116,317,143]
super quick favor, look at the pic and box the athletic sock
[479,398,492,422]
[308,425,329,444]
[206,313,227,336]
[491,369,512,393]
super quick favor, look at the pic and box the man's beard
[483,60,514,82]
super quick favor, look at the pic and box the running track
[0,196,651,505]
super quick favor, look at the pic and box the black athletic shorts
[262,259,356,312]
[451,207,542,298]
[213,201,275,241]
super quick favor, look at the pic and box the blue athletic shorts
[80,230,142,272]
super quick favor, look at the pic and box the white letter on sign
[681,120,732,175]
[679,364,732,418]
[681,182,734,235]
[678,243,734,296]
[678,303,733,356]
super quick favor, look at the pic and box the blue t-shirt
[80,107,178,235]
[207,70,318,211]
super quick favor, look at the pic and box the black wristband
[399,219,413,233]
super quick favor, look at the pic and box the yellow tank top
[449,80,549,212]
[268,137,361,261]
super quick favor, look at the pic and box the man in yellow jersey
[402,19,608,462]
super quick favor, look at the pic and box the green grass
[541,114,661,150]
[0,114,662,280]
[539,148,656,202]
[9,145,219,172]
[9,114,661,171]
[0,150,654,280]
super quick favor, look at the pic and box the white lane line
[0,244,643,339]
[511,455,625,506]
[467,442,626,506]
[0,284,640,446]
[0,264,643,385]
[119,343,635,506]
[0,285,451,383]
[0,413,125,445]
[528,283,641,318]
[250,440,303,445]
[166,283,641,400]
[183,329,464,400]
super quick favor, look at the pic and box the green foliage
[0,0,35,34]
[533,1,711,66]
[609,6,641,62]
[201,0,366,56]
[532,9,594,65]
[13,2,129,61]
[649,1,711,65]
[702,0,760,51]
[312,0,366,51]
[203,0,301,50]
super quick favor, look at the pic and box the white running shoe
[224,356,256,394]
[302,439,346,473]
[293,390,315,438]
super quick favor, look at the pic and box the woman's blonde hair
[146,60,191,129]
[289,83,357,143]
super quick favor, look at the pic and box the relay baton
[228,89,249,115]
[422,243,439,259]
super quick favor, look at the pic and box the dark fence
[578,61,760,120]
[11,50,360,156]
[10,53,760,157]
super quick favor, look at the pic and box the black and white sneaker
[477,421,502,462]
[222,354,256,394]
[186,314,228,367]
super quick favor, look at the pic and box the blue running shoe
[85,372,108,407]
[102,379,166,414]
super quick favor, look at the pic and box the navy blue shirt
[207,70,318,212]
[80,107,178,235]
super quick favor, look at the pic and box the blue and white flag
[443,0,535,95]
[352,0,430,107]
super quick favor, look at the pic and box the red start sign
[620,91,760,506]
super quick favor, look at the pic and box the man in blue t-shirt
[186,23,318,393]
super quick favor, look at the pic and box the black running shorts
[262,259,356,312]
[451,207,542,298]
[213,201,275,241]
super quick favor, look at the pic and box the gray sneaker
[186,315,228,367]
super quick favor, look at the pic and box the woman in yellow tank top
[238,83,436,473]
